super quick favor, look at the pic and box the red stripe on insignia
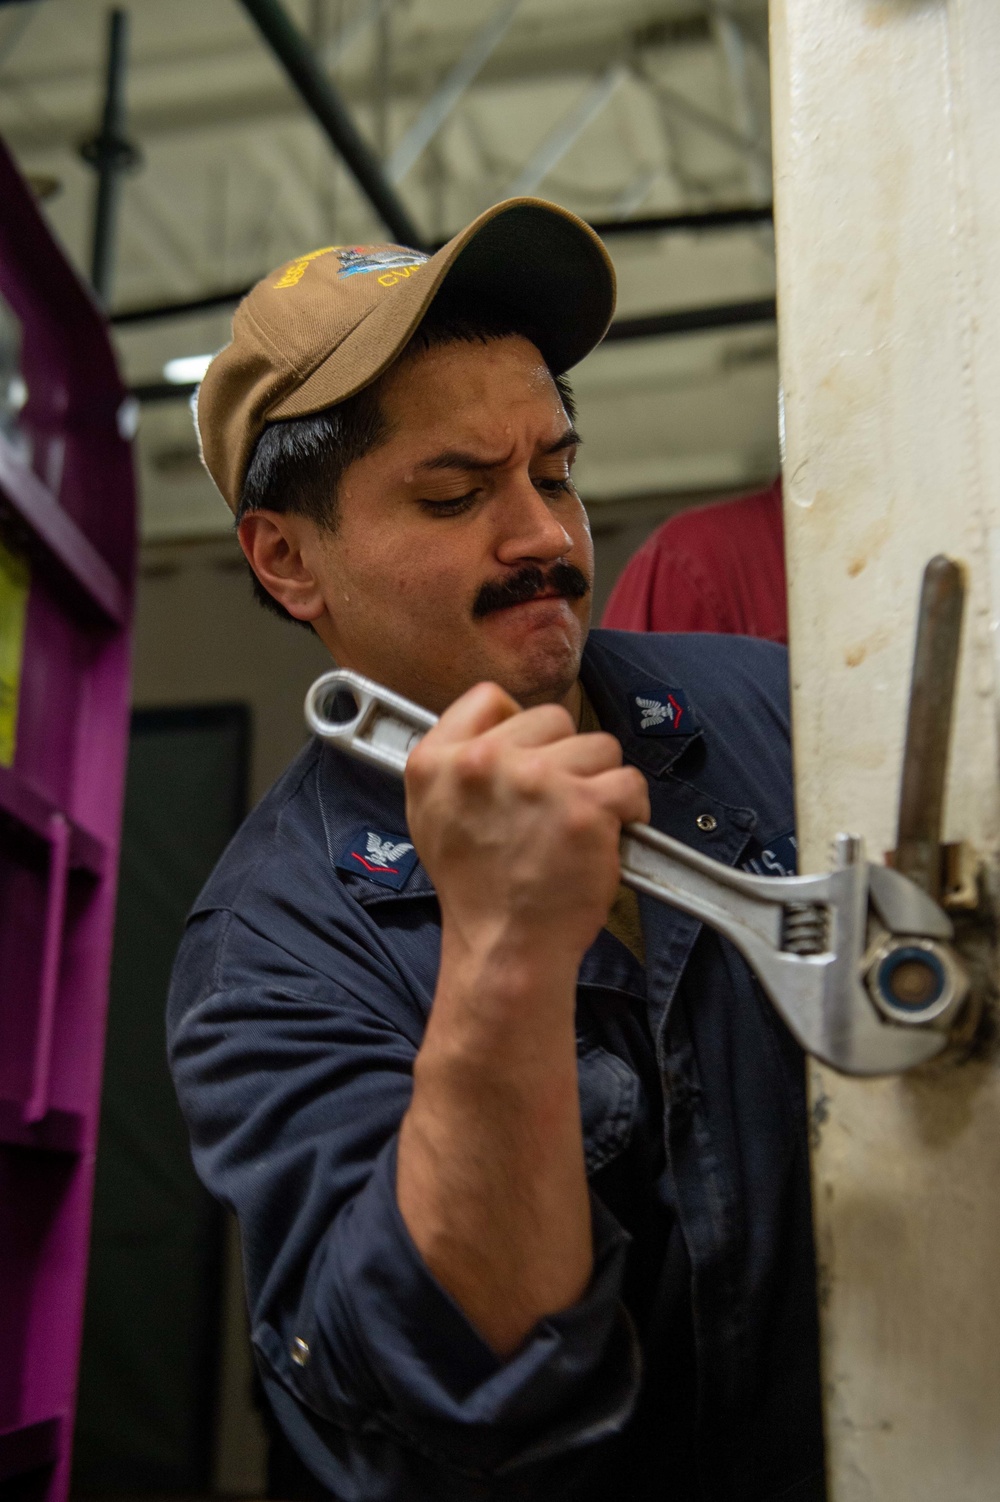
[351,852,391,872]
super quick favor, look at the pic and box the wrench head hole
[318,686,361,728]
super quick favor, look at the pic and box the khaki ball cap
[196,196,617,513]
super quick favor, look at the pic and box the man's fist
[405,682,651,975]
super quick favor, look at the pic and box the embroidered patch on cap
[742,830,798,878]
[336,828,419,890]
[628,687,697,737]
[335,246,429,282]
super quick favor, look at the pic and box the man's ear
[237,510,326,623]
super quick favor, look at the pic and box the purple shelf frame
[0,431,127,626]
[0,134,136,1502]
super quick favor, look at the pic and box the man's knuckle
[452,739,495,785]
[404,741,434,786]
[515,705,569,744]
[594,731,623,764]
[511,753,548,797]
[561,800,597,841]
[478,681,514,714]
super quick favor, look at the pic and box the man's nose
[494,473,574,565]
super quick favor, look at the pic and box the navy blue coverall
[167,630,825,1502]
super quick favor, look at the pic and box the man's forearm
[396,932,592,1358]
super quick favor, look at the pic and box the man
[168,199,824,1502]
[601,481,787,642]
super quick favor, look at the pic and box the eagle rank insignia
[337,828,419,890]
[628,686,697,737]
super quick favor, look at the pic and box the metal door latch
[304,579,971,1079]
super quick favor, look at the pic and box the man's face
[303,335,593,714]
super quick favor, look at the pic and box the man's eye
[417,491,479,517]
[536,477,573,497]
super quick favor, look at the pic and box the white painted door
[770,2,1000,1496]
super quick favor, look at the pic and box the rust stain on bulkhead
[845,623,892,668]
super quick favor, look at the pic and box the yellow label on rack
[0,534,29,767]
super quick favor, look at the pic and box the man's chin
[479,604,588,706]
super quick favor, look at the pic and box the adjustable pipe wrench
[305,669,968,1078]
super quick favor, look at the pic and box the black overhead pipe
[80,8,141,307]
[603,297,776,343]
[238,0,425,249]
[110,205,773,327]
[587,204,772,240]
[130,294,778,403]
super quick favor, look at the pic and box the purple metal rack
[0,138,136,1501]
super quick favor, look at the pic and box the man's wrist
[419,920,581,1075]
[439,920,580,1009]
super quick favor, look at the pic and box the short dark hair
[236,295,577,626]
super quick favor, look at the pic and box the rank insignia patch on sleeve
[628,687,697,737]
[336,828,419,889]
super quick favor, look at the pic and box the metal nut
[864,936,970,1031]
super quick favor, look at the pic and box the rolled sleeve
[285,1137,638,1464]
[169,907,641,1491]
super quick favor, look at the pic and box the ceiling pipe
[603,296,775,343]
[80,8,142,307]
[238,0,425,249]
[130,294,777,403]
[109,205,773,327]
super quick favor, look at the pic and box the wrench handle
[305,667,829,920]
[304,668,950,1075]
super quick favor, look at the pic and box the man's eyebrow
[413,427,582,473]
[541,426,582,456]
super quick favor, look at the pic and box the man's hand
[397,683,650,1357]
[405,681,650,970]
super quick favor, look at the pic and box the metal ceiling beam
[602,296,775,342]
[505,63,628,198]
[608,166,659,221]
[707,0,770,197]
[80,8,141,308]
[636,64,771,165]
[386,0,521,186]
[0,24,732,151]
[130,295,777,402]
[323,0,391,70]
[590,205,773,237]
[109,206,774,327]
[238,0,425,248]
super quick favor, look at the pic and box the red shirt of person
[602,478,786,644]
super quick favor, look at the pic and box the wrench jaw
[622,834,954,1076]
[816,851,952,1076]
[733,863,948,1077]
[758,854,961,1075]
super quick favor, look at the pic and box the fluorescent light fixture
[163,353,214,385]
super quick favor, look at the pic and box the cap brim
[270,197,616,421]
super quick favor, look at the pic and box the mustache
[472,561,590,619]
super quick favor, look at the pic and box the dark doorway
[73,705,250,1495]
